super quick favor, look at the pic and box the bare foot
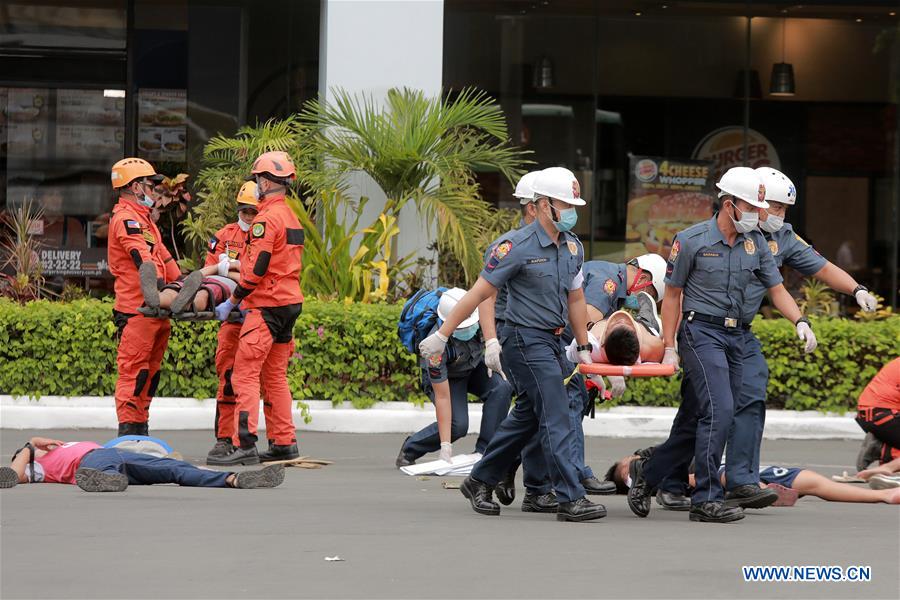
[884,488,900,504]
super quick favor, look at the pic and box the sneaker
[207,438,235,463]
[170,270,203,314]
[856,433,883,472]
[234,464,285,489]
[868,474,900,490]
[395,436,416,469]
[75,468,129,492]
[635,291,662,336]
[138,262,161,308]
[207,445,260,466]
[0,466,19,489]
[767,483,799,507]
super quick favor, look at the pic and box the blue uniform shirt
[664,216,782,320]
[582,261,627,317]
[484,240,509,322]
[742,223,827,321]
[420,324,484,384]
[481,220,584,330]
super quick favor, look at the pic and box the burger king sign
[692,126,781,182]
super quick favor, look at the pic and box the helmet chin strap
[626,269,653,294]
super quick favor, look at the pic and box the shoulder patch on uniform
[209,237,218,252]
[768,240,778,256]
[668,240,681,262]
[252,222,266,238]
[493,240,512,260]
[567,241,578,255]
[744,238,756,255]
[125,219,142,235]
[603,278,617,296]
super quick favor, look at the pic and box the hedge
[0,297,897,413]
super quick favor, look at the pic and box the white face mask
[759,213,784,233]
[728,201,759,234]
[237,217,252,232]
[135,183,154,208]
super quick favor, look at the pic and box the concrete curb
[0,395,864,440]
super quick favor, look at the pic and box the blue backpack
[398,287,447,354]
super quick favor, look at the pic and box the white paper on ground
[400,453,482,476]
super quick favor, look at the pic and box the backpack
[398,287,447,354]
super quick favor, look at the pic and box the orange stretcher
[578,363,676,377]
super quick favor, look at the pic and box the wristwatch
[852,285,868,296]
[576,344,592,353]
[795,316,811,328]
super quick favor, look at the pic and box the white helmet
[633,253,667,299]
[437,287,479,329]
[531,167,586,206]
[715,166,769,209]
[755,167,796,206]
[514,171,541,204]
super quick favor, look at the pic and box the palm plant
[298,87,530,280]
[0,199,46,302]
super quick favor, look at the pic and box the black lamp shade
[770,62,796,96]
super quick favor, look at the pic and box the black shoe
[206,445,260,466]
[626,458,651,518]
[582,475,617,495]
[495,471,516,506]
[117,422,141,436]
[234,464,285,489]
[460,476,500,516]
[725,484,778,509]
[207,439,235,462]
[635,291,662,336]
[656,489,691,511]
[259,443,300,463]
[170,270,203,314]
[75,468,129,492]
[0,466,19,488]
[856,432,883,472]
[136,422,149,437]
[138,261,160,308]
[521,492,558,513]
[689,501,745,523]
[395,437,416,469]
[557,497,607,522]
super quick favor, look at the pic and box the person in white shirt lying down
[567,292,665,366]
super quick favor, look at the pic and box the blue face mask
[452,323,479,341]
[623,294,639,310]
[553,207,578,232]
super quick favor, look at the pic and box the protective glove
[663,347,680,371]
[484,338,507,381]
[419,330,449,359]
[608,375,627,398]
[577,350,593,365]
[796,320,817,354]
[855,289,877,312]
[439,441,453,463]
[217,254,231,277]
[586,374,606,397]
[214,298,236,322]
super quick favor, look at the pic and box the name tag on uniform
[700,251,722,258]
[526,258,548,264]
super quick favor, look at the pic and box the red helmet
[249,151,296,180]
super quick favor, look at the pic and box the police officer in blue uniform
[723,167,878,508]
[420,167,607,522]
[627,166,818,523]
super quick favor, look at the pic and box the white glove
[796,320,817,354]
[217,254,231,277]
[608,375,627,398]
[484,338,507,381]
[439,442,452,463]
[855,289,877,312]
[577,350,593,365]
[663,347,680,371]
[586,374,606,396]
[419,330,449,359]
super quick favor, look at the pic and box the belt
[684,311,751,330]
[509,323,564,336]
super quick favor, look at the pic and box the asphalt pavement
[1,430,898,599]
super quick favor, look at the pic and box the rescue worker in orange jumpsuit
[204,181,260,462]
[107,158,181,436]
[208,151,304,466]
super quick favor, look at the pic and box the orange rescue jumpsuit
[108,198,180,425]
[230,193,304,448]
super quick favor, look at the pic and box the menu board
[5,88,50,158]
[138,88,187,162]
[625,156,715,261]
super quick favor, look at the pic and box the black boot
[259,443,300,463]
[581,475,617,495]
[521,492,558,513]
[117,422,141,436]
[724,484,778,509]
[136,422,149,437]
[656,489,691,511]
[689,501,744,523]
[460,476,500,516]
[207,445,260,466]
[627,458,652,518]
[557,497,607,522]
[395,436,416,469]
[207,438,235,463]
[495,470,516,506]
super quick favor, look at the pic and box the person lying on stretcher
[140,255,242,318]
[566,291,665,366]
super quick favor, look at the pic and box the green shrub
[0,298,897,413]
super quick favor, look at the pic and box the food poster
[55,89,125,160]
[625,156,715,261]
[137,88,187,162]
[5,88,50,158]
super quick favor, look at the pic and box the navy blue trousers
[725,331,768,489]
[80,448,230,487]
[642,320,744,505]
[404,362,513,459]
[472,326,585,503]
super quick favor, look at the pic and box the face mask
[624,295,639,310]
[550,203,578,232]
[452,323,479,341]
[728,201,758,234]
[759,213,784,233]
[238,217,252,232]
[253,184,261,201]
